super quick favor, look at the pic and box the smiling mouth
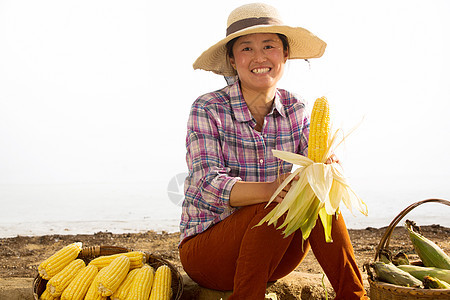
[251,67,271,74]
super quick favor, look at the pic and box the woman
[179,3,368,299]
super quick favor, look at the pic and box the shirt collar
[229,81,287,122]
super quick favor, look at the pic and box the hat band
[226,17,283,36]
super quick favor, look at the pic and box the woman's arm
[229,173,296,207]
[229,181,275,207]
[229,154,339,208]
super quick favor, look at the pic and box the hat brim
[193,25,327,76]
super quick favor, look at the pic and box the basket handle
[373,198,450,261]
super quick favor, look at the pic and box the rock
[179,271,334,299]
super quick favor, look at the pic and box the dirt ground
[1,224,449,298]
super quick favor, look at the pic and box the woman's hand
[271,173,299,203]
[271,154,339,203]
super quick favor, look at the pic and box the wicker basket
[32,245,183,300]
[366,198,450,300]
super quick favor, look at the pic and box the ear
[229,57,236,69]
[283,50,288,62]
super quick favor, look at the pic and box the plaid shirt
[180,81,310,242]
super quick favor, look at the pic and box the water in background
[1,181,449,238]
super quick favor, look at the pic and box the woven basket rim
[369,278,450,295]
[33,245,183,300]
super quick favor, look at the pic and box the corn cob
[97,255,130,296]
[423,275,450,289]
[371,261,423,288]
[308,96,330,163]
[126,264,155,300]
[85,266,108,300]
[406,221,450,269]
[308,96,333,242]
[111,267,141,300]
[38,242,82,280]
[60,264,98,300]
[39,288,59,300]
[397,264,450,284]
[149,265,172,300]
[46,258,85,297]
[256,96,367,242]
[258,97,332,240]
[89,251,146,270]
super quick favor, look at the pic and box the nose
[253,48,267,63]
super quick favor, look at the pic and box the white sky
[1,0,450,205]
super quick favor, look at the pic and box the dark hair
[226,33,290,59]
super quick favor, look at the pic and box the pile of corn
[367,221,450,289]
[37,242,173,300]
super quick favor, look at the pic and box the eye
[264,45,274,49]
[242,47,251,51]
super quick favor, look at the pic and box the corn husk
[255,126,368,242]
[371,261,424,288]
[397,264,450,284]
[392,251,410,266]
[405,220,450,269]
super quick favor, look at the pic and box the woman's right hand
[270,173,298,203]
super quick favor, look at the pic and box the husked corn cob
[149,265,172,300]
[397,264,450,284]
[371,261,423,288]
[406,221,450,269]
[308,96,333,242]
[423,275,450,289]
[308,96,330,163]
[126,264,155,300]
[85,266,108,300]
[111,268,141,300]
[46,258,85,297]
[97,255,130,296]
[257,97,367,243]
[61,264,98,300]
[39,288,59,300]
[89,251,146,270]
[38,242,82,280]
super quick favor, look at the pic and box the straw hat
[193,3,327,76]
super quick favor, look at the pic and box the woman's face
[229,33,288,93]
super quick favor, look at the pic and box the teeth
[252,68,270,74]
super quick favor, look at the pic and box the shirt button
[259,159,264,164]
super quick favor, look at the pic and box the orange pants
[179,203,368,299]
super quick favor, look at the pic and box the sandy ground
[1,224,449,299]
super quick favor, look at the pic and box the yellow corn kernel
[60,264,98,300]
[85,266,108,300]
[111,268,141,300]
[39,288,59,300]
[38,242,82,280]
[97,255,130,296]
[308,96,330,163]
[89,251,145,270]
[149,265,172,300]
[126,264,155,300]
[46,258,85,297]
